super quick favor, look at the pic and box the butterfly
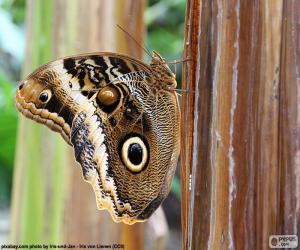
[15,51,181,225]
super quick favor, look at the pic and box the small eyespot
[121,136,148,173]
[97,86,119,106]
[109,117,117,127]
[39,90,52,103]
[82,90,88,96]
[18,83,24,90]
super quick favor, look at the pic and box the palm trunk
[181,0,300,249]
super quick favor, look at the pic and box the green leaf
[0,72,18,169]
[0,111,17,169]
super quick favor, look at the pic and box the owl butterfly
[15,51,180,225]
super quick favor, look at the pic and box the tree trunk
[181,0,300,249]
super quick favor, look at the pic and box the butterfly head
[16,67,75,143]
[150,51,177,89]
[17,77,52,109]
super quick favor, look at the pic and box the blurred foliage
[0,0,185,206]
[0,0,25,206]
[0,72,17,168]
[146,0,185,61]
[0,72,18,207]
[0,0,25,25]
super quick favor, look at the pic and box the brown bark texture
[181,0,300,249]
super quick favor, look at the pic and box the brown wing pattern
[15,52,180,224]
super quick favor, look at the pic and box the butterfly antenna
[116,24,152,58]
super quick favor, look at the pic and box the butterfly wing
[16,52,180,224]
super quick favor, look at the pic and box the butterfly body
[16,52,180,224]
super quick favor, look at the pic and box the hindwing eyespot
[120,135,149,173]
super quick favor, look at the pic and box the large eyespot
[39,89,52,103]
[121,136,148,173]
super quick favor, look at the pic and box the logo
[269,235,298,248]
